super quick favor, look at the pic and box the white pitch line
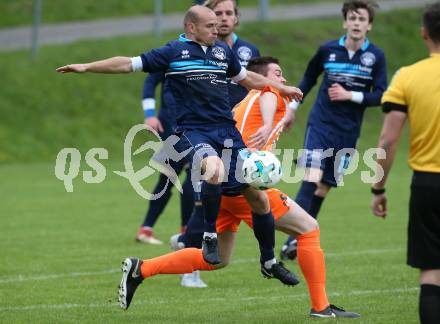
[0,269,120,284]
[0,247,404,284]
[0,286,418,312]
[232,247,404,264]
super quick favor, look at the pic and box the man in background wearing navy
[135,72,194,246]
[281,0,387,260]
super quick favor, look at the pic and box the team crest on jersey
[181,50,190,59]
[212,46,226,60]
[328,53,336,62]
[360,52,376,66]
[237,46,252,61]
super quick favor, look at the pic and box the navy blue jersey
[142,71,176,123]
[139,34,243,130]
[229,34,260,108]
[299,36,387,137]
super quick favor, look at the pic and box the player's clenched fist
[280,85,303,102]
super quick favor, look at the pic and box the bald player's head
[183,5,218,46]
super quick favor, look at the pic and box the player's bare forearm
[259,92,277,128]
[373,111,407,188]
[56,56,133,74]
[240,71,303,102]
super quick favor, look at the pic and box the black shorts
[407,171,440,269]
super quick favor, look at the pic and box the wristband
[142,98,156,118]
[288,100,300,110]
[143,109,155,118]
[131,56,143,72]
[371,187,385,195]
[351,91,364,104]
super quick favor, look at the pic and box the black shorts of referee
[407,171,440,269]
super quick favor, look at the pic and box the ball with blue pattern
[241,150,282,190]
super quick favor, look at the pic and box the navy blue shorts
[176,125,248,194]
[297,125,357,187]
[151,116,188,175]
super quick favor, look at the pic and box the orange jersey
[233,86,290,151]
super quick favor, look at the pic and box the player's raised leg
[118,231,238,309]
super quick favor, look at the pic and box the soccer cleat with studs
[280,239,298,261]
[310,304,361,318]
[170,233,186,251]
[202,236,221,265]
[261,261,300,286]
[180,271,208,288]
[135,227,163,245]
[118,257,143,310]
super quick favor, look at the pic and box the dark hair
[247,57,279,76]
[203,0,239,16]
[342,0,378,23]
[423,2,440,44]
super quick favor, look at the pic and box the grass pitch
[0,147,418,323]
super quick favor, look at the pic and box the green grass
[0,8,424,323]
[0,0,324,28]
[0,145,417,323]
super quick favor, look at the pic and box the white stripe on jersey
[238,91,261,134]
[165,69,226,76]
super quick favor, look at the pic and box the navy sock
[180,170,194,227]
[295,181,317,211]
[283,181,317,245]
[309,195,325,219]
[420,284,440,324]
[142,173,172,227]
[201,182,222,233]
[180,202,204,248]
[252,211,275,265]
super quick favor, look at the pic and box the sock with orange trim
[296,229,330,312]
[140,248,216,279]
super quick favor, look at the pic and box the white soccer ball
[242,150,282,190]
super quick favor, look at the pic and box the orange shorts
[216,188,292,233]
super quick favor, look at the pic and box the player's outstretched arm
[239,70,303,102]
[371,110,407,218]
[56,56,133,74]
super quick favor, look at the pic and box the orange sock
[296,229,329,312]
[140,248,216,279]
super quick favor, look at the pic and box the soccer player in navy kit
[170,0,262,287]
[206,0,260,108]
[137,0,261,287]
[281,0,387,259]
[57,5,303,301]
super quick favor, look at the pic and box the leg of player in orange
[274,197,359,317]
[118,230,238,310]
[275,211,329,312]
[140,248,216,278]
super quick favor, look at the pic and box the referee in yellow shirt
[371,3,440,323]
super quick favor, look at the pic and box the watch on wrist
[371,187,385,195]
